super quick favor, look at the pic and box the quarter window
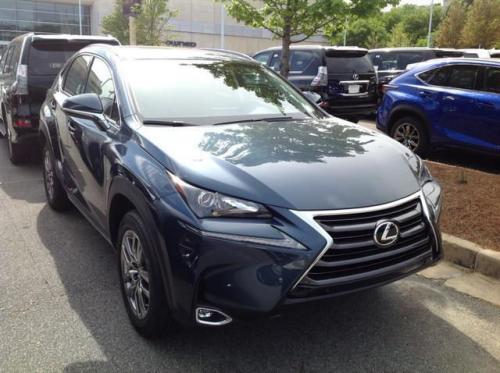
[2,46,14,74]
[484,68,500,94]
[85,58,118,121]
[254,52,271,65]
[64,55,92,95]
[289,51,320,75]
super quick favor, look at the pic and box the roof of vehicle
[255,45,367,54]
[407,57,500,72]
[11,32,119,44]
[369,47,461,54]
[79,45,257,63]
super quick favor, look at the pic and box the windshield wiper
[212,116,296,126]
[142,120,196,127]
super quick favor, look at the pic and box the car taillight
[382,84,398,94]
[14,118,32,128]
[311,65,328,87]
[16,64,28,95]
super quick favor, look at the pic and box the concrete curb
[442,233,500,280]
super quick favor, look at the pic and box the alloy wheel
[393,123,420,152]
[121,230,150,319]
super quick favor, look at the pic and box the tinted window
[269,52,281,71]
[428,67,450,86]
[85,58,117,120]
[290,51,320,75]
[484,68,500,94]
[447,65,479,90]
[418,68,437,82]
[327,55,373,74]
[254,52,271,65]
[463,52,479,58]
[29,42,98,76]
[64,55,92,95]
[2,46,14,74]
[370,52,426,71]
[124,60,321,125]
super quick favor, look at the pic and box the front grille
[294,197,434,294]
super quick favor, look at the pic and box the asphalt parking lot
[0,136,499,373]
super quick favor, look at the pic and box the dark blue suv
[40,45,442,337]
[377,58,500,156]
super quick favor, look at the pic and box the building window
[0,0,91,44]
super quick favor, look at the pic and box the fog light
[195,307,232,326]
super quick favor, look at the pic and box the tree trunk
[280,20,292,78]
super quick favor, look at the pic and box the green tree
[435,0,468,48]
[388,22,411,47]
[101,0,129,44]
[218,0,398,78]
[461,0,500,48]
[102,0,177,45]
[136,0,178,45]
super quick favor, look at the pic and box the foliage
[101,0,177,45]
[218,0,398,77]
[461,0,500,48]
[388,22,411,47]
[101,0,129,44]
[435,0,468,48]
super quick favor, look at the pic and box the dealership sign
[166,40,197,48]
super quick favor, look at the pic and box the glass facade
[0,0,91,44]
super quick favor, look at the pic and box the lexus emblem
[352,73,359,80]
[374,221,399,247]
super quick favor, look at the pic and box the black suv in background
[0,33,119,163]
[254,46,378,119]
[369,47,464,87]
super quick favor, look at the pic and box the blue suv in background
[377,58,500,156]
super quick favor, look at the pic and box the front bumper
[164,191,442,326]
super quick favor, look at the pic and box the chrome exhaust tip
[195,307,233,326]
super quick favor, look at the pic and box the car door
[431,64,482,146]
[475,66,500,150]
[66,56,119,227]
[52,54,93,205]
[0,45,14,134]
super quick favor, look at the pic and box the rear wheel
[391,116,430,157]
[6,124,27,164]
[43,142,71,211]
[117,211,176,338]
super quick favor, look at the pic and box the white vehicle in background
[458,49,492,58]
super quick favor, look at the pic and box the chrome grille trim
[289,191,437,290]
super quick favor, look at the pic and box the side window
[85,58,118,121]
[2,46,14,74]
[289,51,320,75]
[446,65,479,90]
[428,67,451,86]
[254,52,271,65]
[64,55,92,95]
[484,68,500,94]
[269,52,281,71]
[418,68,437,83]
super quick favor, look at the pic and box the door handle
[50,99,57,110]
[419,91,433,98]
[443,95,456,101]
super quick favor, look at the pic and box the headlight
[168,172,271,219]
[422,181,442,222]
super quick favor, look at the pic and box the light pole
[78,0,82,35]
[220,4,225,49]
[427,0,434,47]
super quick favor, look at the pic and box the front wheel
[43,143,71,211]
[117,211,176,338]
[391,116,430,157]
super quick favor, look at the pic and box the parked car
[459,49,492,59]
[40,45,442,337]
[369,48,464,88]
[377,58,500,156]
[0,33,119,164]
[253,45,378,119]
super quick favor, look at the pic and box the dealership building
[0,0,327,54]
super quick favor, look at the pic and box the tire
[117,211,176,338]
[6,124,27,164]
[390,116,430,157]
[43,142,71,211]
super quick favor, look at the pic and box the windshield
[124,59,323,125]
[369,52,427,71]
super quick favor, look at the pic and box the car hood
[136,118,422,210]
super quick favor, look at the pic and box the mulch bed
[426,161,500,251]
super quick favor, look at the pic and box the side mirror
[62,93,108,129]
[302,91,322,104]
